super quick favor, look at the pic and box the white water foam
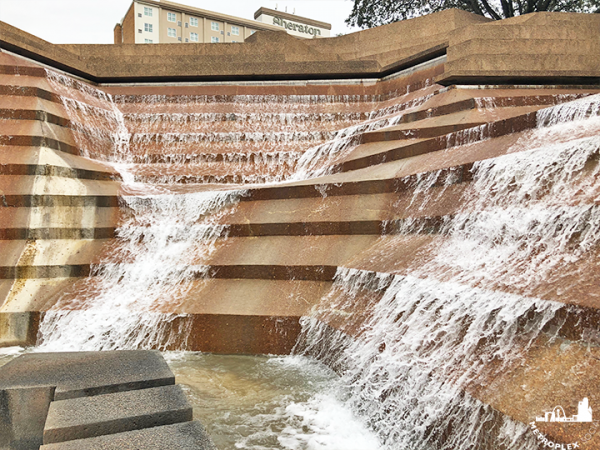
[295,94,600,448]
[38,189,241,351]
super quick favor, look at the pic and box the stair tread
[40,421,215,450]
[43,385,192,444]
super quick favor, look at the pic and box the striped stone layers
[0,54,122,343]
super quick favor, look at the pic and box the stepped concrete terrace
[0,350,214,450]
[2,9,600,447]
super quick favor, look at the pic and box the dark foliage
[346,0,600,28]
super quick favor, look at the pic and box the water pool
[0,347,381,450]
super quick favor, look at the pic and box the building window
[232,40,237,43]
[190,32,199,42]
[231,26,239,36]
[167,12,176,22]
[145,39,153,43]
[144,23,153,32]
[144,6,152,16]
[190,17,198,27]
[167,28,176,37]
[211,36,219,43]
[250,30,255,35]
[211,22,219,31]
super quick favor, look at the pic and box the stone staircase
[0,350,214,450]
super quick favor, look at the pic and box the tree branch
[467,0,486,16]
[478,0,503,19]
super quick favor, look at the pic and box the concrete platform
[43,384,192,444]
[39,421,216,450]
[0,350,174,400]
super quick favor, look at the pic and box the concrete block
[0,385,55,450]
[39,421,216,450]
[0,350,174,400]
[0,312,39,347]
[43,385,193,444]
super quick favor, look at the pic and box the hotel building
[114,0,331,44]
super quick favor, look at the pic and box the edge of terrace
[1,9,599,85]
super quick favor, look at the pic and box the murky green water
[0,347,380,450]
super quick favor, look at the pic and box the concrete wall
[3,10,600,83]
[121,4,136,45]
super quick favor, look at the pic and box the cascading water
[290,90,437,180]
[37,189,241,351]
[35,69,398,449]
[34,64,600,449]
[295,93,600,449]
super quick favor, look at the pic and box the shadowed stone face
[0,386,55,450]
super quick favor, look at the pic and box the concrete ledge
[243,163,474,201]
[0,351,175,400]
[360,122,485,143]
[39,421,216,450]
[0,228,116,240]
[0,109,70,127]
[0,135,80,155]
[0,265,92,280]
[225,218,447,237]
[335,111,538,172]
[0,352,211,449]
[43,385,192,444]
[0,85,61,103]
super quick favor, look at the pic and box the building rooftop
[127,0,282,32]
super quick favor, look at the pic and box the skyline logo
[536,398,593,423]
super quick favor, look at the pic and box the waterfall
[35,64,600,448]
[37,189,241,351]
[294,96,600,448]
[39,70,245,350]
[297,272,557,449]
[290,89,436,180]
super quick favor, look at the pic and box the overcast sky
[0,0,361,44]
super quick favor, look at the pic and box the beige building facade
[114,0,330,44]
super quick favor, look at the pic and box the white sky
[0,0,361,44]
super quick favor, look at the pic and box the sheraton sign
[272,16,322,36]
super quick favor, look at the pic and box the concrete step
[0,351,174,400]
[39,421,216,450]
[42,385,192,444]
